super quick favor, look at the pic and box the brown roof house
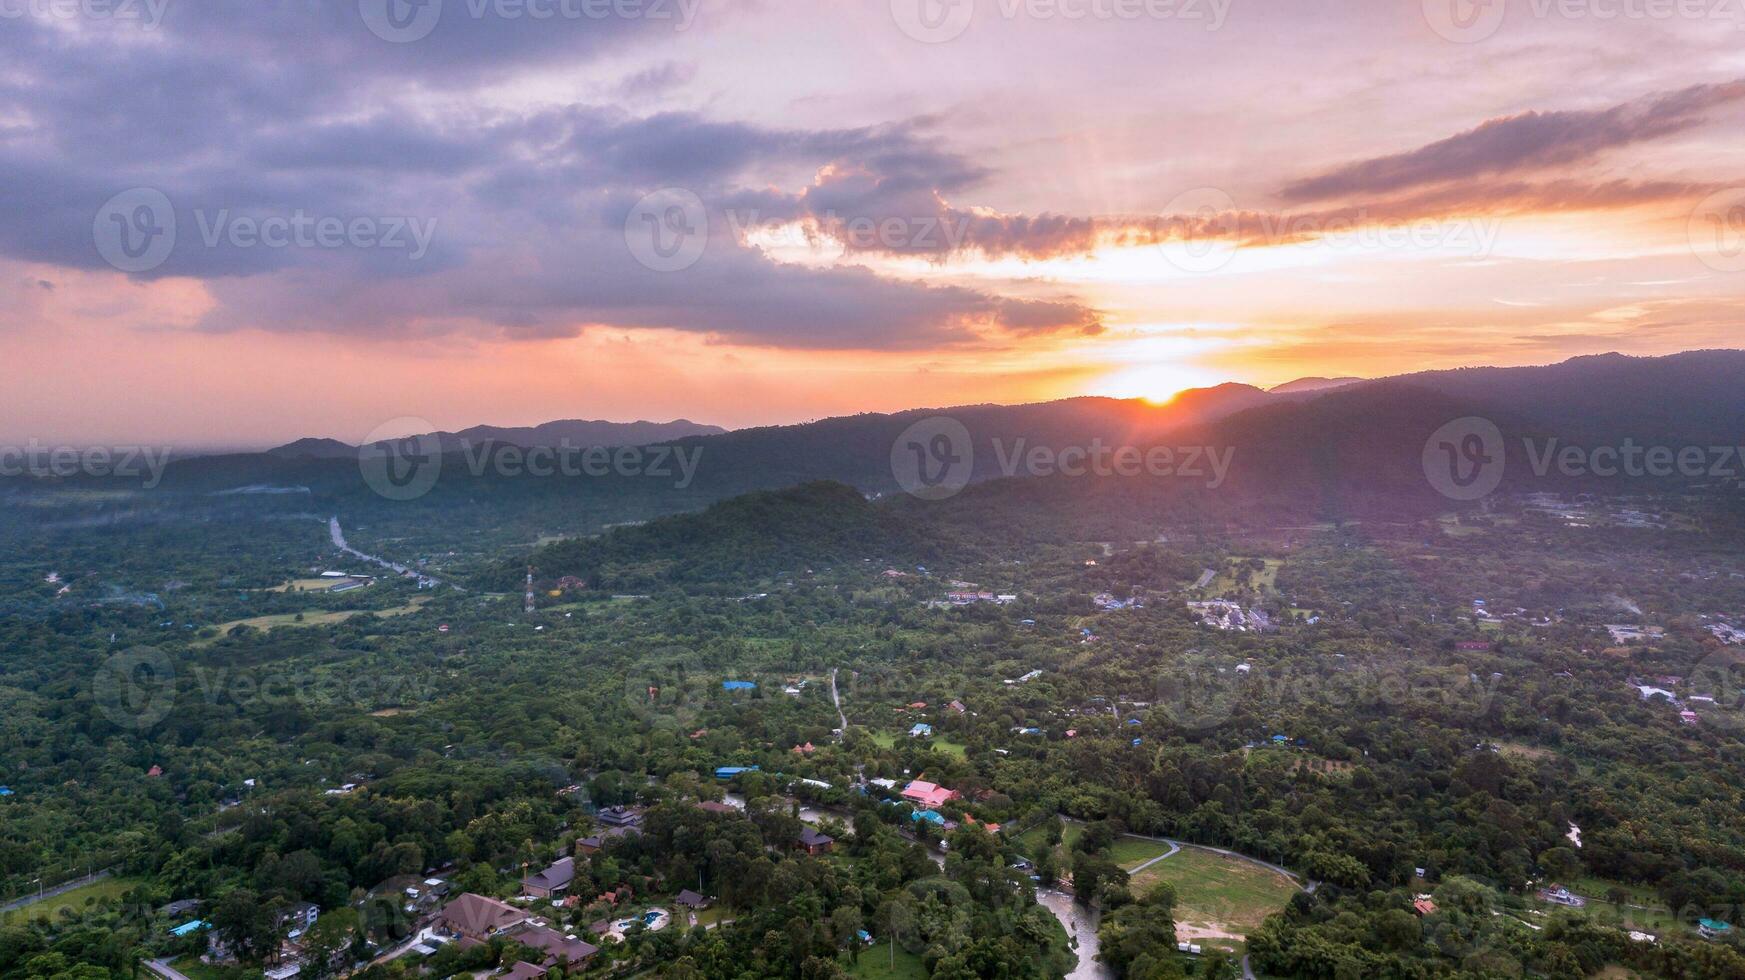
[503,963,547,980]
[512,925,600,968]
[522,857,575,899]
[797,827,835,856]
[439,894,529,941]
[674,889,711,910]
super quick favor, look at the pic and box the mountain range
[266,418,725,457]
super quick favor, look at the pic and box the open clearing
[195,597,430,646]
[3,876,141,924]
[1128,848,1299,952]
[846,946,926,979]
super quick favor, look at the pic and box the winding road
[329,517,448,589]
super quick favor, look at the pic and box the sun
[1090,359,1222,404]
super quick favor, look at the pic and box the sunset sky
[4,0,1744,446]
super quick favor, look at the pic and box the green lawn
[846,945,926,979]
[3,876,142,924]
[1109,837,1173,870]
[172,956,264,980]
[869,730,966,759]
[1128,848,1299,953]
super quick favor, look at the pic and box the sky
[2,0,1743,447]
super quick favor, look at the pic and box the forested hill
[521,481,953,592]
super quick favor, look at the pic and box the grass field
[869,730,967,759]
[172,955,264,980]
[3,876,141,924]
[846,946,926,979]
[1109,837,1173,870]
[195,596,430,646]
[1128,849,1299,953]
[1209,557,1282,596]
[1013,824,1168,871]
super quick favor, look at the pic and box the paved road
[145,959,194,980]
[0,870,111,914]
[329,517,447,589]
[830,669,848,731]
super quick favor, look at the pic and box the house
[909,723,933,738]
[170,920,209,938]
[695,800,738,815]
[523,857,575,898]
[1538,884,1585,908]
[674,889,711,910]
[147,765,164,778]
[1681,711,1700,726]
[797,828,835,855]
[575,835,604,855]
[439,893,529,940]
[597,806,643,828]
[1412,897,1437,916]
[722,680,757,691]
[281,903,319,939]
[948,700,967,714]
[503,963,547,980]
[901,780,958,808]
[715,765,759,779]
[512,924,600,966]
[792,742,817,755]
[1700,919,1733,940]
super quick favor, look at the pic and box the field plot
[1128,848,1299,952]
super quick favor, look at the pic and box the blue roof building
[1271,734,1289,743]
[171,920,209,938]
[722,680,756,691]
[0,787,13,797]
[715,765,760,779]
[909,723,933,737]
[912,809,947,826]
[1131,738,1143,746]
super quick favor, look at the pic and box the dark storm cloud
[0,8,1098,350]
[1281,80,1745,202]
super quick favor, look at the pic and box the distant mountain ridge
[1270,376,1364,394]
[267,418,725,457]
